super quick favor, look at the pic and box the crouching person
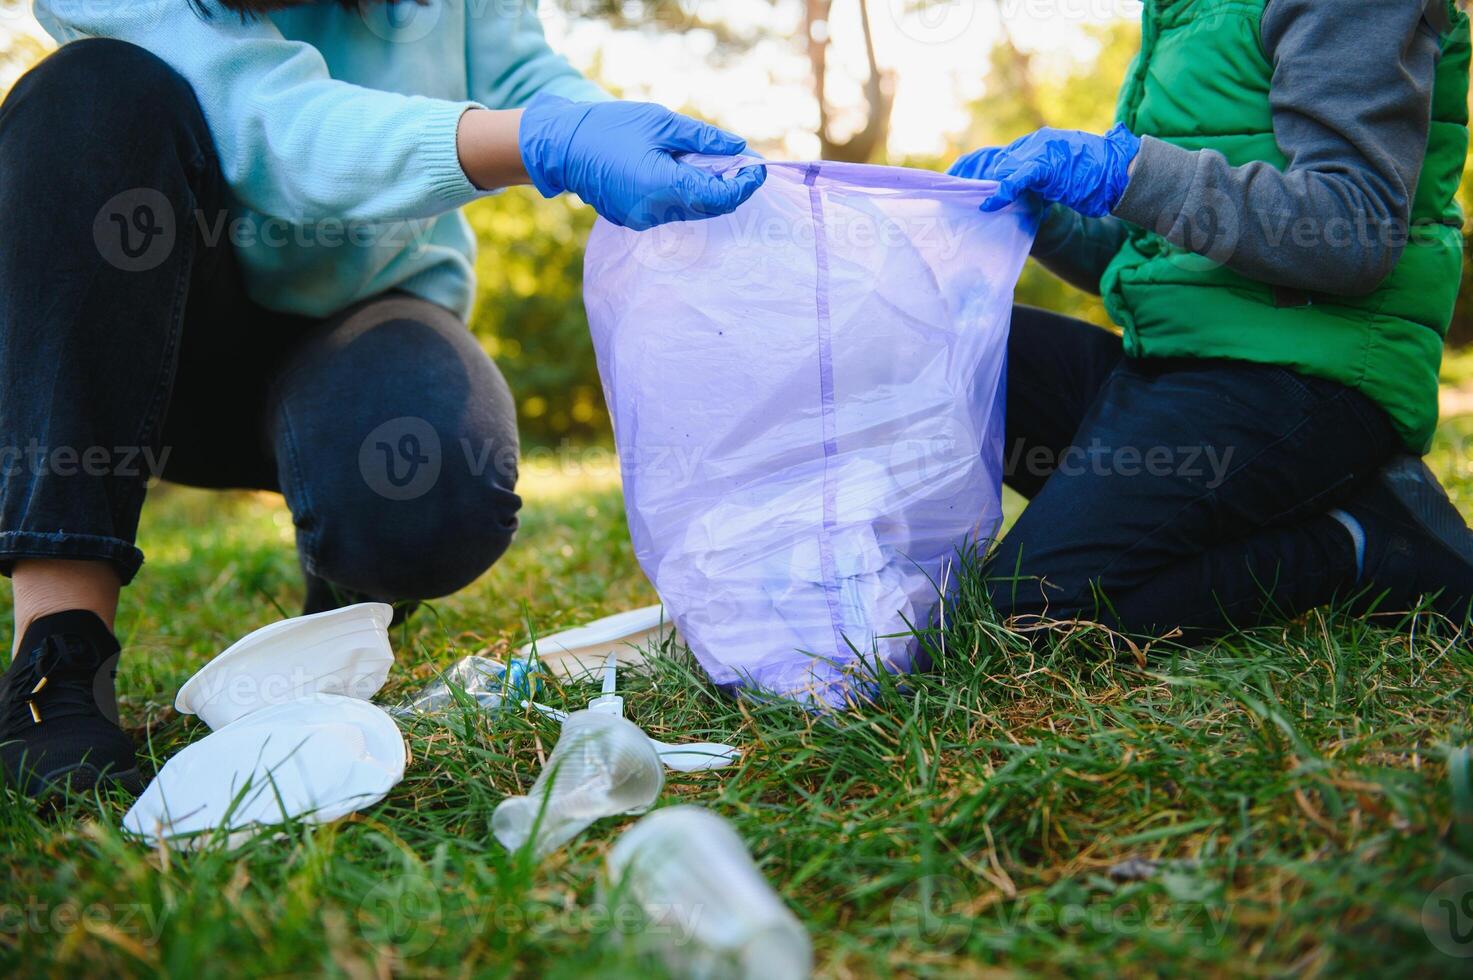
[0,0,764,794]
[950,0,1473,638]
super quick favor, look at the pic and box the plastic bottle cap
[587,651,625,716]
[587,694,625,716]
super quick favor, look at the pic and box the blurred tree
[804,0,893,162]
[570,0,894,163]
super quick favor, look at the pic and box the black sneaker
[1345,456,1473,624]
[0,610,142,797]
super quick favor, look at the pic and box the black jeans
[0,40,521,601]
[988,306,1402,637]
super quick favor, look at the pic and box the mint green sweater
[35,0,608,319]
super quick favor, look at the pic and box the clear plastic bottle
[492,709,664,858]
[605,805,812,979]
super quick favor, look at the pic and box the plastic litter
[175,602,395,730]
[398,645,741,773]
[606,805,813,979]
[390,654,540,716]
[519,604,681,681]
[126,604,404,847]
[578,652,741,773]
[123,693,406,848]
[584,156,1037,706]
[492,708,665,859]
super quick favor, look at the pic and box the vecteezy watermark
[0,441,172,481]
[1423,875,1473,959]
[1140,192,1445,277]
[181,663,387,719]
[886,415,985,501]
[0,898,166,945]
[357,876,443,957]
[1006,439,1237,489]
[359,417,443,502]
[93,188,176,274]
[360,0,443,43]
[355,874,705,955]
[357,423,707,501]
[93,195,444,273]
[887,871,1232,951]
[996,0,1145,22]
[885,0,978,45]
[890,874,974,953]
[625,197,979,278]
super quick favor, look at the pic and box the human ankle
[11,560,120,656]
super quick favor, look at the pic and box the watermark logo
[359,416,442,501]
[361,0,443,44]
[357,876,441,956]
[94,188,175,273]
[889,874,973,953]
[886,415,978,500]
[1423,875,1473,959]
[887,0,976,45]
[1158,186,1242,274]
[626,211,712,275]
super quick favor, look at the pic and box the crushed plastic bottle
[606,805,812,979]
[492,708,665,858]
[390,655,540,716]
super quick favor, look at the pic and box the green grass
[4,424,1473,979]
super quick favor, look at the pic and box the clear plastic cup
[492,710,664,858]
[606,805,813,980]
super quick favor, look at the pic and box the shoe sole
[27,763,143,799]
[1382,457,1473,564]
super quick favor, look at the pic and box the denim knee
[302,461,522,602]
[272,298,523,603]
[3,39,205,147]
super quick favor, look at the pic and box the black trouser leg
[991,306,1400,637]
[263,295,522,603]
[0,39,229,583]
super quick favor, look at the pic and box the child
[949,0,1473,637]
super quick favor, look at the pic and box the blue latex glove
[948,124,1141,217]
[519,94,767,231]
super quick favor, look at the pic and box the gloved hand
[519,94,767,231]
[948,124,1141,217]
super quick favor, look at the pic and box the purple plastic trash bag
[583,156,1038,706]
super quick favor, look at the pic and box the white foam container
[521,605,681,681]
[124,693,407,848]
[175,603,395,730]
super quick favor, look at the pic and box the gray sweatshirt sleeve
[1111,0,1443,298]
[1030,204,1130,296]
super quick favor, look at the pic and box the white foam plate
[176,603,395,730]
[520,605,681,681]
[124,693,406,848]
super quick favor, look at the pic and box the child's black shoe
[1346,456,1473,624]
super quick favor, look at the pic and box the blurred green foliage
[464,189,604,445]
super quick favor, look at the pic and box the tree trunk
[807,0,895,163]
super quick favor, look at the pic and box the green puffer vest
[1100,0,1470,452]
